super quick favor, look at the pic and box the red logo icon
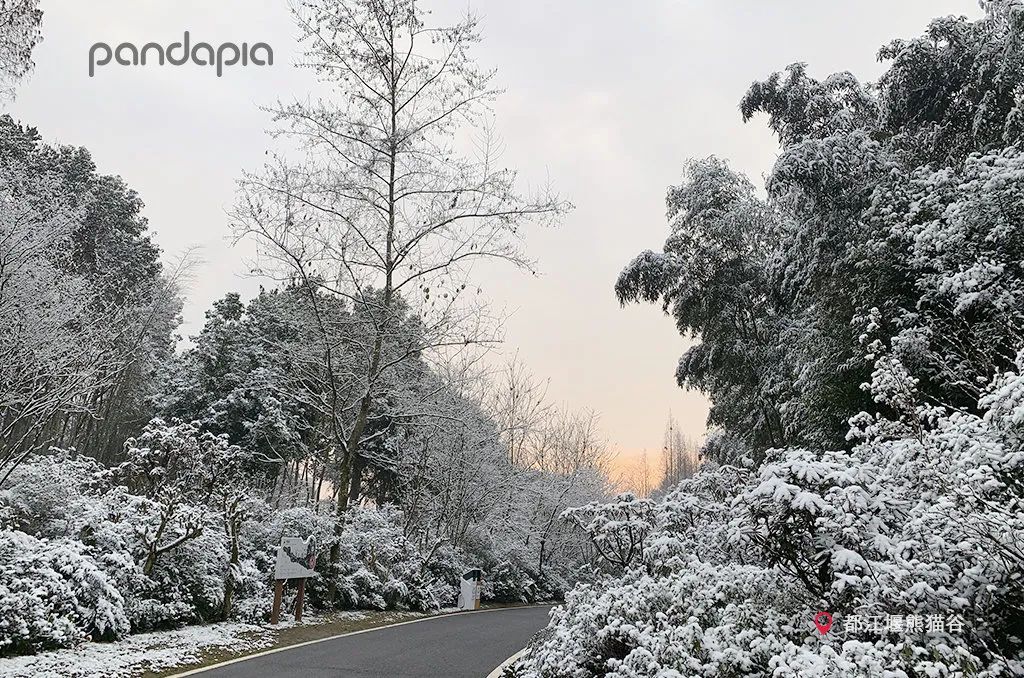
[814,611,833,634]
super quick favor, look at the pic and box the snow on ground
[0,612,370,678]
[0,622,267,678]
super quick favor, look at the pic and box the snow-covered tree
[232,0,568,604]
[0,116,180,478]
[617,157,792,451]
[532,3,1024,676]
[0,0,42,101]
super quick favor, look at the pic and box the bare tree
[660,412,699,491]
[489,354,551,468]
[528,407,613,576]
[621,450,655,497]
[232,0,567,603]
[533,407,612,477]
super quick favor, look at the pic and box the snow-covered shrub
[0,439,263,640]
[0,452,106,538]
[518,352,1024,677]
[0,454,142,648]
[109,418,279,627]
[267,506,336,551]
[69,485,199,632]
[458,525,563,604]
[483,545,539,604]
[136,523,229,629]
[524,560,805,678]
[222,557,273,622]
[330,506,445,612]
[420,541,471,606]
[562,493,656,571]
[0,530,129,654]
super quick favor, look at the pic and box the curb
[486,648,529,678]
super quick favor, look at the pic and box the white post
[458,568,483,610]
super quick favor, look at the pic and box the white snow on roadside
[0,622,270,678]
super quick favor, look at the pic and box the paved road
[193,606,552,678]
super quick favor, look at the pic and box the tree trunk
[348,453,366,505]
[221,515,240,620]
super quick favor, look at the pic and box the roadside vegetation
[0,0,609,660]
[513,3,1024,676]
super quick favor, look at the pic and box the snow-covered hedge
[0,530,128,654]
[524,560,805,678]
[516,352,1024,677]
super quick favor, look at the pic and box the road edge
[485,648,528,678]
[167,605,552,677]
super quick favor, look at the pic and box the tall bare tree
[660,412,699,490]
[232,0,567,603]
[489,354,552,468]
[526,406,612,576]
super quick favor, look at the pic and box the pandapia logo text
[89,32,272,77]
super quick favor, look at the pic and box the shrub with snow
[329,505,447,612]
[516,355,1024,677]
[0,530,129,653]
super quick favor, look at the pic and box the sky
[7,0,983,471]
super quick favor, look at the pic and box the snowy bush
[562,493,656,572]
[0,530,129,653]
[483,546,539,604]
[330,506,446,612]
[523,561,805,678]
[518,355,1024,676]
[0,434,264,647]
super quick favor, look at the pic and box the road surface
[192,606,552,678]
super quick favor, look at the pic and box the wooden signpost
[271,535,317,624]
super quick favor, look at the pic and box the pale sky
[7,0,982,464]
